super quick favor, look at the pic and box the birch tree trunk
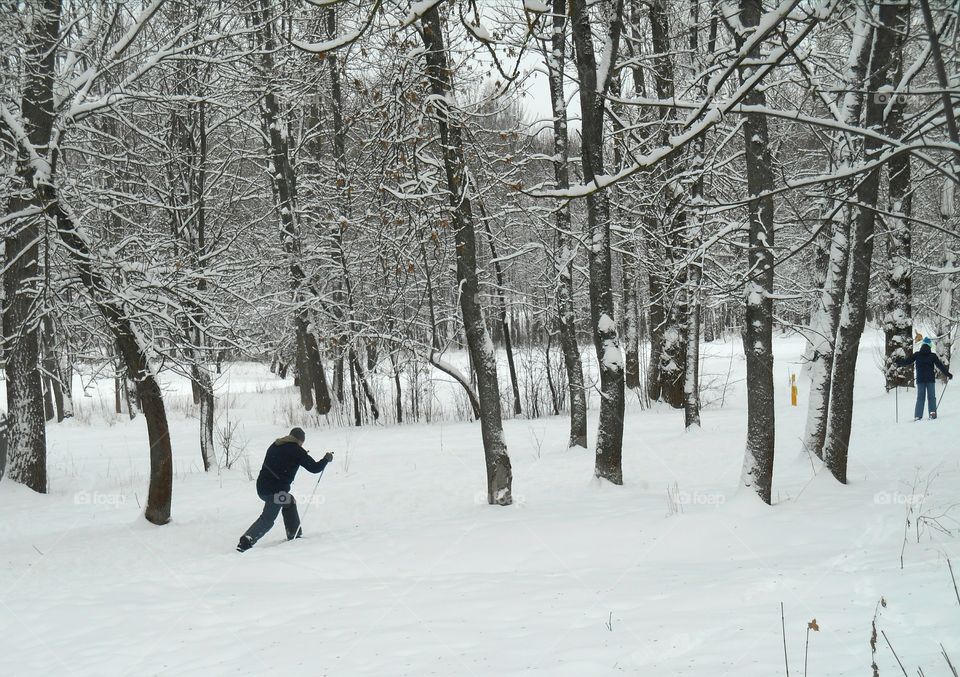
[569,0,625,484]
[801,8,872,458]
[823,1,909,483]
[419,6,512,504]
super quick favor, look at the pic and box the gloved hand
[323,452,334,463]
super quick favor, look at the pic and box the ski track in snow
[1,331,958,675]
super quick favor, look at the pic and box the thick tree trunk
[2,0,61,492]
[569,0,625,483]
[420,7,512,504]
[648,0,687,410]
[658,290,688,409]
[823,2,908,484]
[882,18,913,391]
[736,0,777,504]
[545,0,587,448]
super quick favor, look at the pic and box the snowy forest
[1,0,959,674]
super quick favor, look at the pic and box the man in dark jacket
[237,427,333,552]
[897,338,953,420]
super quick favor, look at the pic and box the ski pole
[289,467,325,540]
[937,380,949,410]
[301,467,325,523]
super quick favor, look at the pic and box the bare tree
[254,0,331,415]
[419,5,513,504]
[542,0,587,448]
[568,0,626,484]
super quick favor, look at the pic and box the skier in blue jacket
[237,427,333,552]
[897,338,953,420]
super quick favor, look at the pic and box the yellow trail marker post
[790,373,798,407]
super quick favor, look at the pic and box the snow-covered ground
[1,331,958,675]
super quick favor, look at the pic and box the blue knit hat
[922,336,933,346]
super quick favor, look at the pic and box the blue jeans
[915,381,937,419]
[241,492,301,545]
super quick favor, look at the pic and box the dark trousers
[242,492,302,545]
[915,381,937,419]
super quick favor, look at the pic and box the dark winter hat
[290,427,306,443]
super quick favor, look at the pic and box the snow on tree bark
[642,0,689,410]
[2,0,60,492]
[935,178,956,377]
[734,0,776,504]
[419,6,512,504]
[544,0,587,447]
[569,0,625,484]
[881,17,913,391]
[682,0,717,430]
[823,1,909,484]
[622,248,641,391]
[801,8,872,459]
